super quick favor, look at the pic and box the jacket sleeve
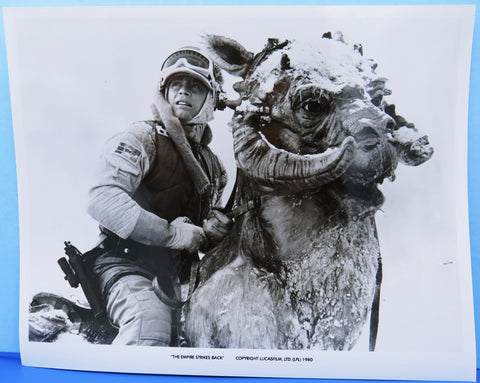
[87,122,175,246]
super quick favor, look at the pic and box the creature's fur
[184,35,433,350]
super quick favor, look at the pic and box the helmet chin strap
[185,92,216,125]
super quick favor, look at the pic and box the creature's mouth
[345,124,397,185]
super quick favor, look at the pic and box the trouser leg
[106,274,172,346]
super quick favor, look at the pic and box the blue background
[0,0,478,381]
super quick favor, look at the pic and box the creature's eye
[294,87,332,119]
[297,96,332,120]
[302,99,328,114]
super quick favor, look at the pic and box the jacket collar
[184,123,213,146]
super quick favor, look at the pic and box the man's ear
[202,34,254,78]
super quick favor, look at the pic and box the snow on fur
[184,35,433,350]
[253,39,378,95]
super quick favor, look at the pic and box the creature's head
[204,34,433,191]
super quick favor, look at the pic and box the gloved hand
[203,209,233,243]
[166,216,206,253]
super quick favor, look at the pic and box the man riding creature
[182,33,433,350]
[29,33,433,351]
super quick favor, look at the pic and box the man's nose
[178,82,191,95]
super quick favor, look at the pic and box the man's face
[166,75,209,123]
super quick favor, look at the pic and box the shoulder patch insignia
[156,125,169,137]
[115,142,141,162]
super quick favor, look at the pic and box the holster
[58,241,108,320]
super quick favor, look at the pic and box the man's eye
[190,82,205,92]
[169,81,182,90]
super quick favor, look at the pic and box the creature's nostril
[364,142,379,151]
[356,125,376,137]
[355,126,380,151]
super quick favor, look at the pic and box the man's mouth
[176,100,192,107]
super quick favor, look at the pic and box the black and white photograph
[3,4,476,380]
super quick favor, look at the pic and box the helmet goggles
[160,49,216,94]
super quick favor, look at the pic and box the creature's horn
[233,115,355,191]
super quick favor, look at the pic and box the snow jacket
[87,120,227,297]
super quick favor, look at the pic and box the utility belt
[98,230,184,301]
[58,231,192,319]
[98,231,200,309]
[100,229,172,261]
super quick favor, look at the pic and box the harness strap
[221,169,239,215]
[152,260,200,309]
[154,170,264,309]
[227,195,267,218]
[369,258,383,351]
[219,168,268,219]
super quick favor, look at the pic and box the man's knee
[106,274,174,346]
